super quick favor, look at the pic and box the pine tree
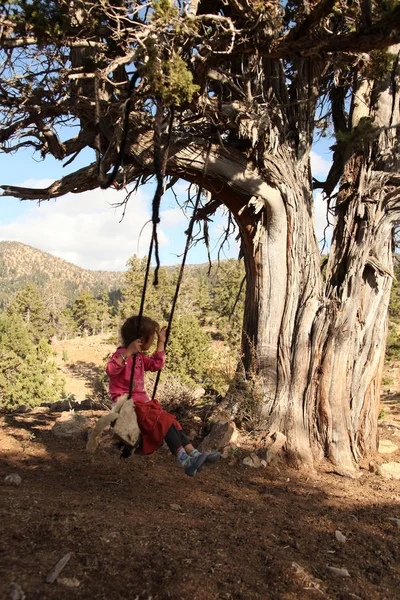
[72,290,99,336]
[0,312,64,409]
[119,255,148,320]
[165,314,212,386]
[8,284,54,342]
[211,260,246,347]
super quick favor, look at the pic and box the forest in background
[0,241,245,409]
[0,241,399,412]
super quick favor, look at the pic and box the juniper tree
[8,283,54,342]
[0,312,64,408]
[1,1,400,473]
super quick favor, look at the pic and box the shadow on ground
[0,411,399,600]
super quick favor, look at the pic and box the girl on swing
[106,315,220,477]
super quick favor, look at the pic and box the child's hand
[125,338,142,357]
[157,326,167,343]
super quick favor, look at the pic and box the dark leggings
[164,424,191,454]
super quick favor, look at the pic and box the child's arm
[119,339,142,364]
[143,327,167,372]
[156,326,167,353]
[106,339,142,375]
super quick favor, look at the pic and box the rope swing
[128,108,213,402]
[86,108,214,456]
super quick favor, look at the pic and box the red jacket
[106,349,182,454]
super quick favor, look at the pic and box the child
[106,315,220,477]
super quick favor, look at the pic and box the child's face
[141,334,154,351]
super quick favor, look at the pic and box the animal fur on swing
[86,394,140,453]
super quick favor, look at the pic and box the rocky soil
[0,335,399,600]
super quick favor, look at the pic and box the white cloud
[0,185,155,271]
[159,207,188,228]
[310,150,331,179]
[0,179,200,270]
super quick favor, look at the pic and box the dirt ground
[0,336,399,600]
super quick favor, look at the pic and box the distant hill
[0,241,123,307]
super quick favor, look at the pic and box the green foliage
[210,260,246,347]
[164,314,212,385]
[389,260,400,322]
[8,283,54,342]
[57,307,77,340]
[142,47,199,106]
[387,260,400,360]
[336,117,377,149]
[72,290,108,335]
[152,0,179,22]
[119,254,150,319]
[362,50,397,80]
[386,323,400,361]
[0,312,64,409]
[9,0,70,42]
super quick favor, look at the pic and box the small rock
[265,431,286,464]
[4,473,22,486]
[57,577,80,588]
[378,440,398,454]
[30,406,50,414]
[46,552,72,584]
[192,388,206,400]
[243,453,263,468]
[327,566,350,577]
[250,452,262,467]
[335,530,347,544]
[9,583,26,600]
[388,518,400,529]
[51,412,89,439]
[170,504,182,511]
[377,462,400,480]
[199,421,238,452]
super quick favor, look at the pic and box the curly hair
[121,315,159,347]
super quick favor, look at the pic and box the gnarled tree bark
[1,1,400,472]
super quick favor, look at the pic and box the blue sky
[0,139,332,271]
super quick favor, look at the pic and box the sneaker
[205,451,221,465]
[198,451,221,471]
[185,452,208,477]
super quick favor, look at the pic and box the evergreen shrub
[0,313,65,409]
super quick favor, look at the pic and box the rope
[152,105,175,286]
[152,136,213,400]
[127,104,174,398]
[128,235,154,399]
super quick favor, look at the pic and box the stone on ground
[199,420,238,452]
[327,566,350,577]
[377,462,400,480]
[243,453,263,468]
[335,530,346,544]
[378,439,398,454]
[51,412,89,439]
[4,473,22,486]
[265,431,286,464]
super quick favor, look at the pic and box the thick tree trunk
[3,50,398,473]
[235,155,395,473]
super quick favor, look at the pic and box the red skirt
[134,399,182,454]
